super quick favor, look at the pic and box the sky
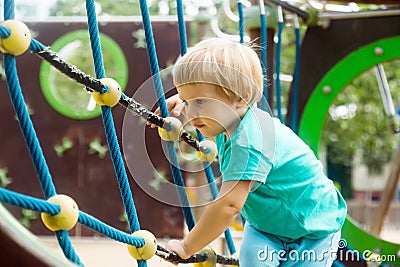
[1,0,57,20]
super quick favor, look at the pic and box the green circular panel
[40,30,128,120]
[298,36,400,265]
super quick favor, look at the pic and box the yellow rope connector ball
[92,78,122,107]
[41,194,79,231]
[127,230,157,260]
[158,117,182,141]
[0,20,31,56]
[194,246,217,267]
[196,139,217,163]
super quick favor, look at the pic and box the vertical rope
[3,0,14,19]
[259,0,268,111]
[56,231,83,266]
[138,0,196,231]
[291,15,300,133]
[3,55,57,199]
[85,0,142,239]
[3,1,82,265]
[275,6,284,122]
[238,2,245,44]
[176,0,187,56]
[85,0,106,79]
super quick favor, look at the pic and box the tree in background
[321,60,400,175]
[48,0,192,17]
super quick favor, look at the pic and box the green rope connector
[53,137,73,157]
[0,167,13,187]
[88,138,108,158]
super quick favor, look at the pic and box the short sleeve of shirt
[215,106,275,184]
[219,144,272,184]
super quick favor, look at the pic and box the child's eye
[195,99,206,105]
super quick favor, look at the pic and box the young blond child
[158,38,347,266]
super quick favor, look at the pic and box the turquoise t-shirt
[215,107,347,241]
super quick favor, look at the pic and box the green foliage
[49,0,177,16]
[321,60,400,174]
[49,0,87,16]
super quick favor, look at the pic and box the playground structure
[0,0,400,266]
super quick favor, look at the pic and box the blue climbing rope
[3,0,14,19]
[275,6,284,122]
[238,1,245,44]
[291,15,300,134]
[3,55,57,199]
[0,187,60,215]
[0,187,145,247]
[78,212,145,247]
[84,0,142,241]
[176,0,187,56]
[138,0,196,231]
[29,38,46,52]
[0,25,10,37]
[259,1,269,112]
[85,0,106,80]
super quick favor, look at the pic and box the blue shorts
[239,223,341,267]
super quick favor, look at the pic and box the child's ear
[236,98,248,108]
[237,91,250,107]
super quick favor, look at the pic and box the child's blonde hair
[173,38,264,105]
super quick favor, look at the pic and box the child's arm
[166,180,251,258]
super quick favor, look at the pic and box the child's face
[176,83,246,137]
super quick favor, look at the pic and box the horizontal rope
[0,25,11,38]
[78,211,144,248]
[0,187,146,248]
[0,187,59,215]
